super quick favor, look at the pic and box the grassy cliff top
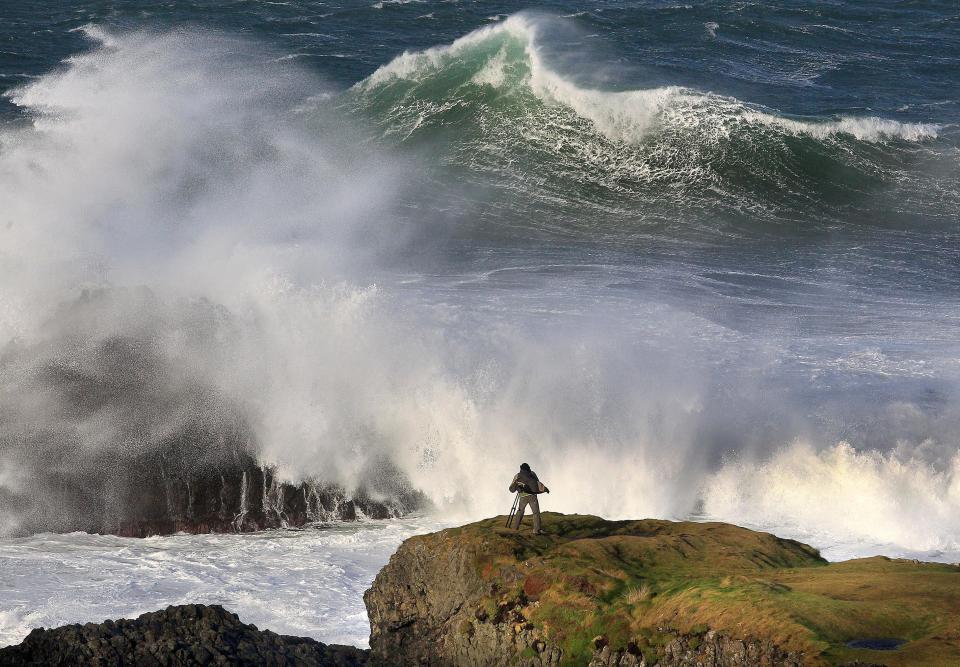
[410,513,960,666]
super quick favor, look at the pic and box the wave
[351,14,950,232]
[358,15,937,145]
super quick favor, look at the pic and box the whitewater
[0,518,451,648]
[2,0,959,650]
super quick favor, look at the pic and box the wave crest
[357,14,939,145]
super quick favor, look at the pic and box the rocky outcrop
[101,448,429,538]
[3,408,428,537]
[364,531,563,666]
[363,514,823,666]
[364,513,960,666]
[0,604,368,666]
[363,530,805,666]
[7,434,428,538]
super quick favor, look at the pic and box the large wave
[358,15,937,143]
[351,14,952,235]
[1,21,958,559]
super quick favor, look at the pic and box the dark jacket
[509,469,548,495]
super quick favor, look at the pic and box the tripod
[505,491,520,528]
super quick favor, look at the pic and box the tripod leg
[505,492,520,527]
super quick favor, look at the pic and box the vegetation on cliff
[366,513,960,666]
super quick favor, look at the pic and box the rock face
[4,415,428,538]
[588,630,803,666]
[363,514,812,667]
[100,449,429,538]
[364,528,564,666]
[0,604,368,666]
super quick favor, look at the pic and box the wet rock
[0,604,368,667]
[105,453,429,537]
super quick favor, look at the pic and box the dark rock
[0,604,368,667]
[648,629,803,667]
[104,453,430,538]
[5,419,428,538]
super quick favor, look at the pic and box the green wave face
[349,15,952,241]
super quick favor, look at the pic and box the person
[508,463,549,534]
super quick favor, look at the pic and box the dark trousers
[513,494,541,532]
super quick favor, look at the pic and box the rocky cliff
[89,447,429,538]
[365,513,960,666]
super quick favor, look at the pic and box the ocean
[1,0,958,648]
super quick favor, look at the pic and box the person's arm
[508,474,518,493]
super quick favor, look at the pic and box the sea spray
[703,441,960,553]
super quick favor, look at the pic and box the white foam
[371,0,424,9]
[0,518,448,648]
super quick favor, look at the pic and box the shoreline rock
[0,604,368,667]
[7,431,429,538]
[104,456,430,538]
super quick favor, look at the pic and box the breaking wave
[351,14,950,235]
[358,15,937,144]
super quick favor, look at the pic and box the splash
[704,442,960,555]
[0,26,420,533]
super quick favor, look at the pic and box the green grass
[428,513,960,666]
